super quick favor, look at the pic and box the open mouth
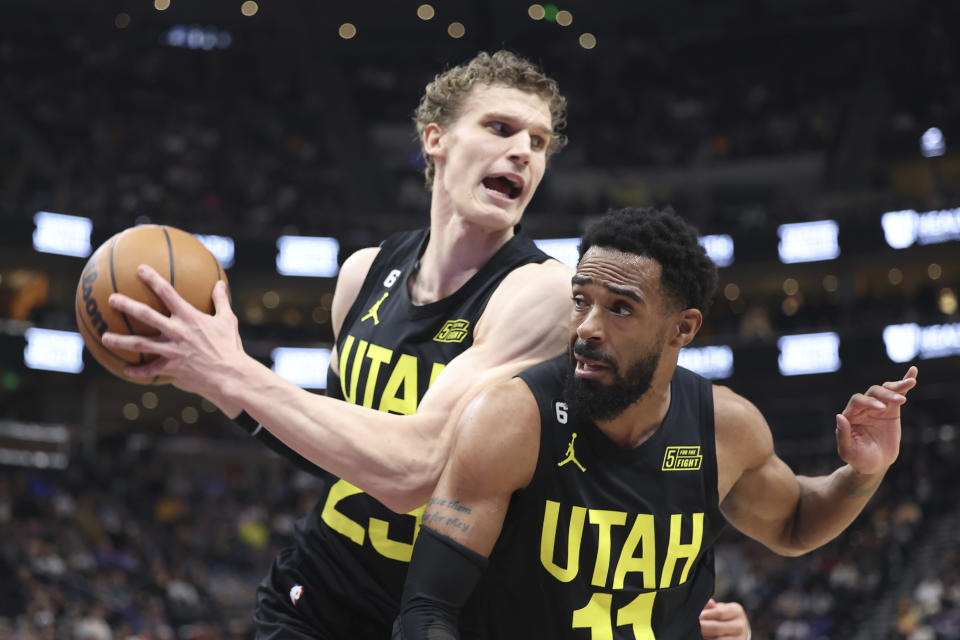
[574,357,610,377]
[482,174,523,200]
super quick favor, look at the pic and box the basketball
[74,224,228,385]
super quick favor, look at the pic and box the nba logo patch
[289,584,304,606]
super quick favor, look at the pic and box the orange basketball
[75,224,228,385]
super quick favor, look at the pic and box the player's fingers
[212,280,233,317]
[123,357,171,380]
[108,293,173,333]
[137,264,194,316]
[883,375,917,395]
[836,413,852,446]
[863,385,906,405]
[700,601,750,640]
[844,393,886,414]
[102,332,178,359]
[699,620,748,640]
[836,413,865,465]
[700,600,742,621]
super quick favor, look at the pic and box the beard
[563,339,662,423]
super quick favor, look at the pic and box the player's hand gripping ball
[75,225,228,385]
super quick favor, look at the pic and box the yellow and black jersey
[292,227,551,633]
[469,355,725,639]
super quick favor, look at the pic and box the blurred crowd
[3,13,956,347]
[896,543,960,640]
[0,437,310,640]
[1,22,349,240]
[4,8,954,242]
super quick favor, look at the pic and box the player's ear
[423,123,445,159]
[670,308,702,348]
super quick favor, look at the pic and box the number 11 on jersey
[572,591,657,640]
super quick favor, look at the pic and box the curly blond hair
[413,50,568,188]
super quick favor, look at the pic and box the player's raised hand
[699,599,751,640]
[836,366,918,475]
[102,264,244,414]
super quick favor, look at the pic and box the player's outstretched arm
[102,258,570,512]
[394,379,540,640]
[717,367,918,556]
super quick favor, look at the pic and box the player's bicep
[474,261,572,363]
[715,388,801,551]
[720,453,800,550]
[422,380,540,557]
[413,264,570,435]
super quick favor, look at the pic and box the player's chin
[471,205,525,232]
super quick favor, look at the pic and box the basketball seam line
[156,226,175,386]
[163,226,174,288]
[109,236,144,364]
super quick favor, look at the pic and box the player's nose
[507,132,532,166]
[575,305,604,342]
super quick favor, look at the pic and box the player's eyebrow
[571,275,645,304]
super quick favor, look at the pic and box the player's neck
[595,379,672,449]
[409,201,515,305]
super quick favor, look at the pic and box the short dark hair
[578,206,718,314]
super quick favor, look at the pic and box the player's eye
[488,121,510,135]
[611,302,632,316]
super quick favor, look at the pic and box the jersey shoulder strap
[514,355,568,437]
[337,228,428,341]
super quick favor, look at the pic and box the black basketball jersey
[474,355,725,639]
[294,227,551,628]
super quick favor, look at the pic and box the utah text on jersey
[337,334,446,414]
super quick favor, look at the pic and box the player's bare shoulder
[328,247,380,375]
[712,384,774,469]
[330,247,381,336]
[452,376,542,491]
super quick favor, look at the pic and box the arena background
[1,0,959,638]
